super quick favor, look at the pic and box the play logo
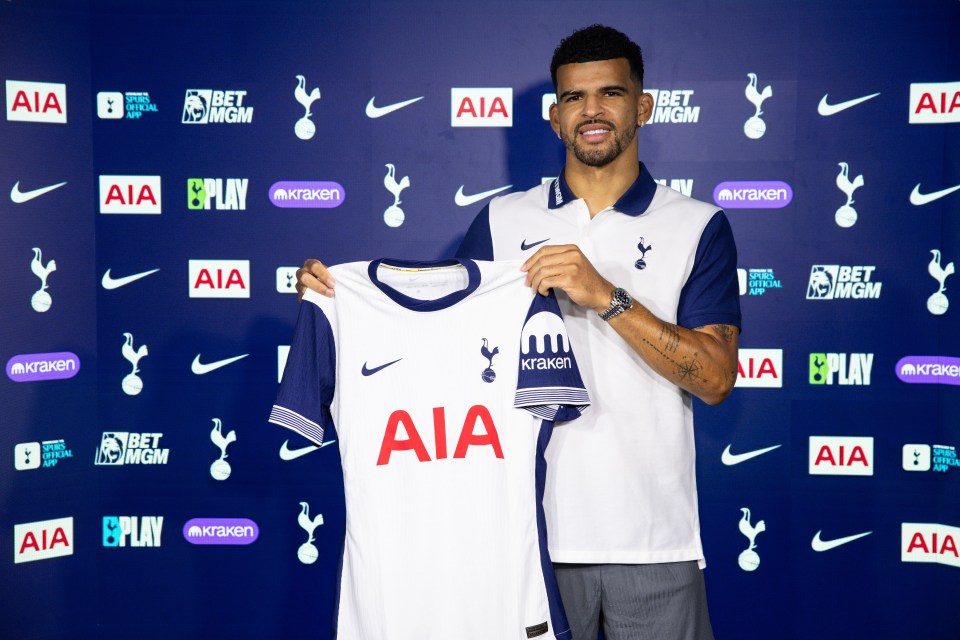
[809,436,873,476]
[902,523,960,569]
[735,349,782,388]
[183,518,259,545]
[809,353,873,385]
[6,80,67,123]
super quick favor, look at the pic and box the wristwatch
[599,287,633,321]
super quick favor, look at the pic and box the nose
[580,93,604,118]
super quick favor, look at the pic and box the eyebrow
[558,84,629,100]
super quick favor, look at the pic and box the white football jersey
[270,258,589,640]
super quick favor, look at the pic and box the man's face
[550,58,652,168]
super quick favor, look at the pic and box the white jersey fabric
[457,164,741,567]
[270,258,589,640]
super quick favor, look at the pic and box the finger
[521,244,575,272]
[305,259,336,288]
[297,271,333,301]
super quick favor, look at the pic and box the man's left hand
[521,244,612,313]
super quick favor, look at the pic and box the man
[298,24,740,640]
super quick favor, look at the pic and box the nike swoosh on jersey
[721,444,782,466]
[10,180,68,203]
[101,268,160,290]
[520,238,550,251]
[454,184,512,207]
[817,92,881,116]
[191,353,249,375]
[361,358,402,376]
[910,183,960,206]
[365,96,424,118]
[279,439,337,461]
[811,530,872,552]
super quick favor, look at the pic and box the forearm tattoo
[642,321,709,386]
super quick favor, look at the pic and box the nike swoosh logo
[361,358,402,376]
[910,183,960,206]
[520,238,550,251]
[817,92,881,116]
[101,268,160,290]
[10,181,68,203]
[191,353,249,375]
[455,184,512,207]
[279,439,337,461]
[811,530,872,552]
[365,96,424,118]
[721,444,782,466]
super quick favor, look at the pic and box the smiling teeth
[582,128,607,135]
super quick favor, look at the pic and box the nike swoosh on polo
[520,238,550,251]
[101,268,160,290]
[365,96,424,118]
[721,444,782,466]
[361,358,402,376]
[191,353,249,375]
[811,530,872,552]
[10,180,68,203]
[279,439,337,461]
[817,92,881,116]
[910,183,960,206]
[455,184,512,207]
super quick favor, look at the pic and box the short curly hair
[550,24,645,90]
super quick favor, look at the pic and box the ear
[549,99,561,137]
[638,92,654,126]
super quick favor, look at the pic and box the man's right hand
[296,259,336,301]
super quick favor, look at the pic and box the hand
[296,259,336,301]
[521,245,613,312]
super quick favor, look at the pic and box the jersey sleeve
[514,291,590,422]
[676,210,743,331]
[268,292,336,445]
[454,204,494,260]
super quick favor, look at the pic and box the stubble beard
[560,119,637,168]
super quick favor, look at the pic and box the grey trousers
[553,562,715,640]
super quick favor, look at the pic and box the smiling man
[299,24,740,640]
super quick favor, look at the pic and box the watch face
[613,288,632,307]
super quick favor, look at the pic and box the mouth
[577,121,614,142]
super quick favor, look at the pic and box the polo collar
[547,162,657,217]
[368,258,480,312]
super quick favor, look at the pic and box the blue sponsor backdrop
[1,0,958,638]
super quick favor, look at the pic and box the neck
[563,146,640,217]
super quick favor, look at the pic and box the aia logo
[188,260,250,298]
[902,523,960,569]
[5,80,67,123]
[735,348,782,388]
[451,88,512,127]
[99,175,162,214]
[808,436,874,476]
[14,517,74,563]
[909,82,960,124]
[378,405,503,465]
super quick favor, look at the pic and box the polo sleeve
[676,211,742,331]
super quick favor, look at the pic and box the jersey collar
[368,258,481,312]
[547,162,657,217]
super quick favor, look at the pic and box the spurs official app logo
[902,523,960,569]
[735,349,782,388]
[14,517,73,563]
[29,247,56,312]
[182,89,252,124]
[6,352,79,382]
[834,162,865,227]
[188,260,250,298]
[187,178,248,210]
[903,443,959,474]
[209,418,237,481]
[653,179,693,197]
[806,265,882,300]
[103,516,163,548]
[738,268,782,296]
[297,502,324,564]
[184,518,259,545]
[713,181,792,209]
[95,432,169,466]
[15,439,74,470]
[809,353,873,385]
[269,181,345,208]
[96,91,158,119]
[99,175,162,214]
[277,267,298,293]
[909,82,960,124]
[121,332,148,395]
[809,436,873,476]
[738,507,766,571]
[480,338,499,382]
[6,80,67,123]
[294,75,321,139]
[451,88,512,127]
[634,237,653,270]
[927,250,955,315]
[383,163,410,227]
[743,73,772,139]
[520,312,574,371]
[896,356,960,386]
[645,89,701,124]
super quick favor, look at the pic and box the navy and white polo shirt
[270,258,590,640]
[457,163,741,567]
